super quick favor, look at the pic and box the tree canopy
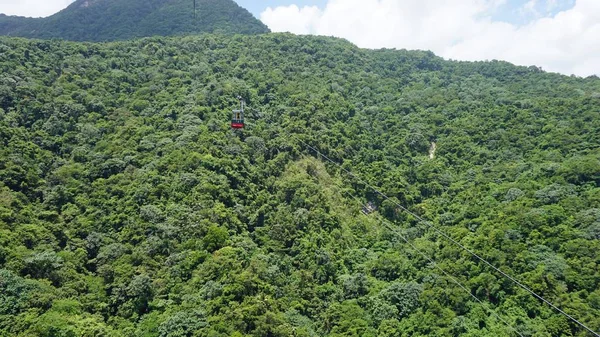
[0,33,599,336]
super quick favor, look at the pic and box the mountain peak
[0,0,269,41]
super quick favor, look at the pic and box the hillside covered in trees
[0,34,599,336]
[0,0,269,41]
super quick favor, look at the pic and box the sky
[0,0,597,77]
[259,0,599,77]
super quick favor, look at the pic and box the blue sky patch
[237,0,576,25]
[491,0,576,25]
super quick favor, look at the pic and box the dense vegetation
[0,0,269,41]
[0,33,599,337]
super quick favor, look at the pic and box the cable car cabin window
[232,109,244,129]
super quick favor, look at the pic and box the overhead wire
[338,190,524,337]
[296,139,600,337]
[241,102,598,336]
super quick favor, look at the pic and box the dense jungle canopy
[0,33,599,336]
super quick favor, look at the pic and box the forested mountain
[0,0,269,41]
[0,34,599,336]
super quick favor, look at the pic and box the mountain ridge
[0,0,269,41]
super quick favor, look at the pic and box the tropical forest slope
[0,0,269,41]
[0,34,599,336]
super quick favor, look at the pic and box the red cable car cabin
[231,98,245,129]
[231,109,244,129]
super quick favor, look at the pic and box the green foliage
[0,269,34,315]
[379,281,422,317]
[203,225,229,252]
[0,33,598,336]
[158,310,207,337]
[23,251,63,282]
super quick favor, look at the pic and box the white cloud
[524,0,538,11]
[261,5,322,35]
[260,0,600,77]
[520,0,539,17]
[0,0,75,18]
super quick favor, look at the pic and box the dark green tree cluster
[0,33,599,336]
[0,0,269,42]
